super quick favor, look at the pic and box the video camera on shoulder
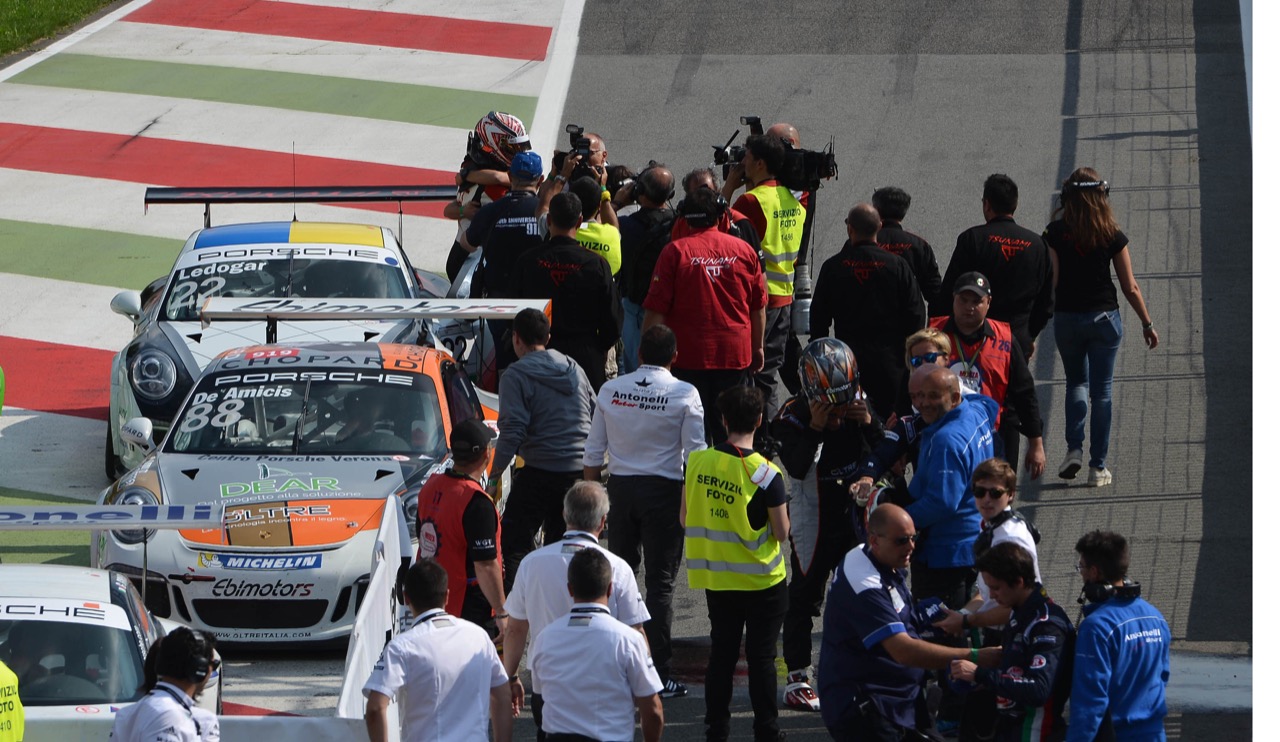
[551,124,599,182]
[711,115,838,192]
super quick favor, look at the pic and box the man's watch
[1142,321,1154,330]
[959,608,972,630]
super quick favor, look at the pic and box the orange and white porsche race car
[92,298,548,645]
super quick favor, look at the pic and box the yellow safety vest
[747,183,805,297]
[575,222,622,277]
[684,448,786,591]
[0,660,23,742]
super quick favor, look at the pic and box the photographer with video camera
[721,134,806,419]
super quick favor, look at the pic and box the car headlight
[401,492,418,532]
[114,488,159,544]
[130,350,177,400]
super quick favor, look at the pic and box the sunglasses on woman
[909,351,948,368]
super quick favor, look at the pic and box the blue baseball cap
[510,151,543,180]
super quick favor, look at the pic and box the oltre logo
[219,465,339,498]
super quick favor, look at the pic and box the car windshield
[166,371,448,458]
[162,258,411,321]
[0,617,145,706]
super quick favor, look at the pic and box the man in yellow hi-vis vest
[723,135,806,423]
[681,385,790,742]
[0,659,24,742]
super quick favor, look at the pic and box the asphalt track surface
[557,1,1252,739]
[0,1,1253,739]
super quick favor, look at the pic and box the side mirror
[121,417,155,451]
[110,291,144,319]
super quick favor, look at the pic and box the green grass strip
[0,218,180,289]
[0,0,114,57]
[10,53,537,128]
[0,486,91,566]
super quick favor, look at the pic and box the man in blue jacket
[1068,530,1171,741]
[905,365,997,608]
[904,364,998,734]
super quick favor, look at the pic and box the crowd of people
[361,111,1171,742]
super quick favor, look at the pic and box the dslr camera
[712,115,838,192]
[551,124,599,182]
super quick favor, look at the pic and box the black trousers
[672,367,750,445]
[704,580,787,741]
[754,304,791,421]
[606,475,684,682]
[826,696,943,742]
[500,466,577,593]
[782,489,855,672]
[911,563,976,724]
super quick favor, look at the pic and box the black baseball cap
[450,419,496,462]
[953,271,992,298]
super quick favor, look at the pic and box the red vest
[416,470,502,618]
[928,317,1014,428]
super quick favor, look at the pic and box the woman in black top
[1043,168,1158,487]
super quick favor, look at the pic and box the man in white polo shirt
[503,481,650,741]
[531,548,664,742]
[584,323,705,699]
[364,559,512,742]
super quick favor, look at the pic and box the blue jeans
[621,298,644,374]
[1054,310,1122,468]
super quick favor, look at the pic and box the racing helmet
[471,111,531,167]
[798,338,860,405]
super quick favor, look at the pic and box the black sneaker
[660,678,689,698]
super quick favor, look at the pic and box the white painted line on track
[0,409,107,501]
[284,0,565,27]
[0,0,155,83]
[0,85,470,169]
[530,0,585,159]
[69,22,548,96]
[0,274,133,350]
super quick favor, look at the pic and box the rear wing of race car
[199,297,553,344]
[145,185,457,244]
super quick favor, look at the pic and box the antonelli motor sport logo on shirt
[197,551,323,571]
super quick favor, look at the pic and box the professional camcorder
[551,124,600,182]
[712,115,838,192]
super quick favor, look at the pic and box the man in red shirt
[417,418,508,641]
[643,187,766,444]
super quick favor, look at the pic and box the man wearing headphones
[642,186,767,444]
[110,627,218,742]
[1068,530,1170,742]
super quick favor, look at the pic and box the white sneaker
[1058,450,1083,480]
[1087,467,1113,487]
[783,670,821,712]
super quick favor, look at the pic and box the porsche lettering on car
[94,340,502,645]
[0,565,221,721]
[105,186,456,480]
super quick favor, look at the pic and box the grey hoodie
[493,348,596,474]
